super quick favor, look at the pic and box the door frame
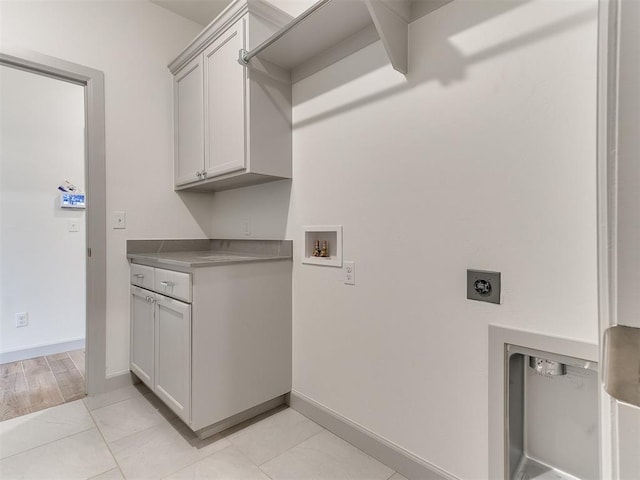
[596,0,627,477]
[0,48,107,394]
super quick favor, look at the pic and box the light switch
[68,219,80,232]
[112,211,126,229]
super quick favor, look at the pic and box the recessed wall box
[302,225,342,267]
[60,192,86,209]
[506,345,599,479]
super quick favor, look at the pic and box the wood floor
[0,349,85,422]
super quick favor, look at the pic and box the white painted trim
[0,47,107,395]
[195,395,286,439]
[289,390,458,480]
[0,338,86,364]
[596,0,619,477]
[105,371,139,392]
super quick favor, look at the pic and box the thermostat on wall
[60,192,86,209]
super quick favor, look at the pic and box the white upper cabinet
[169,0,293,192]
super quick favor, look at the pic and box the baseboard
[288,390,459,480]
[195,395,287,439]
[0,338,85,364]
[104,370,138,391]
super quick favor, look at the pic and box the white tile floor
[0,384,407,480]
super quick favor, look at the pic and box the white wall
[0,66,86,358]
[0,0,210,376]
[210,0,600,478]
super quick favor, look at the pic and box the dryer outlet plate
[467,269,501,304]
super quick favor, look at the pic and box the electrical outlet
[16,312,28,328]
[344,261,355,285]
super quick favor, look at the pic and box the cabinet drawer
[155,268,192,303]
[131,264,155,290]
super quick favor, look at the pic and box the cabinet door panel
[175,57,204,186]
[155,295,191,423]
[204,19,247,177]
[130,286,154,388]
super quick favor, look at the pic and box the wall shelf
[239,0,453,83]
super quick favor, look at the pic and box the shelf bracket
[364,0,409,75]
[238,49,249,66]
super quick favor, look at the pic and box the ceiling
[150,0,234,26]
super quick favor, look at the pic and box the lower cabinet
[130,260,292,438]
[130,285,191,424]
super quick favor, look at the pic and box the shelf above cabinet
[239,0,453,82]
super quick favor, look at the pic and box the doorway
[0,50,106,413]
[0,64,87,420]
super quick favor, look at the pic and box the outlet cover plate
[467,269,501,304]
[16,312,28,328]
[112,211,126,229]
[344,261,355,285]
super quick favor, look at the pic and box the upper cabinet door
[203,18,247,178]
[174,56,204,186]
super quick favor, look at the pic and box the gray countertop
[128,250,292,269]
[127,239,293,270]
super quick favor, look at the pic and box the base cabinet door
[130,286,155,388]
[154,294,191,423]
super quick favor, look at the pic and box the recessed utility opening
[302,225,342,267]
[507,345,599,480]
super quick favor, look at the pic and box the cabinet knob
[201,170,207,178]
[160,281,174,287]
[196,171,202,179]
[134,274,144,279]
